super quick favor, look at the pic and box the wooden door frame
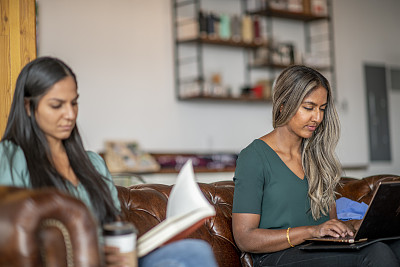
[0,0,36,138]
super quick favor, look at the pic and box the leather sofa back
[1,174,399,267]
[117,180,248,267]
[117,174,400,267]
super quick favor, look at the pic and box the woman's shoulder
[86,150,102,160]
[0,140,30,186]
[236,139,280,173]
[85,151,111,177]
[239,139,273,157]
[0,139,17,149]
[236,139,267,166]
[0,140,25,161]
[85,151,106,168]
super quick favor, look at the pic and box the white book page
[166,159,213,219]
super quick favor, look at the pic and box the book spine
[241,15,253,43]
[219,14,230,40]
[212,13,220,39]
[198,10,208,38]
[207,13,216,39]
[230,15,241,42]
[253,15,261,43]
[303,0,311,14]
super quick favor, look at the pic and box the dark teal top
[0,140,121,218]
[233,139,328,229]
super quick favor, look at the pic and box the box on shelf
[267,0,288,10]
[104,141,160,173]
[177,17,198,40]
[311,0,328,16]
[287,0,304,13]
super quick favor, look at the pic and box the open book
[136,160,216,257]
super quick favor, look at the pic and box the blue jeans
[252,240,400,267]
[139,239,218,267]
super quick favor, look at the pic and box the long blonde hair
[272,65,342,220]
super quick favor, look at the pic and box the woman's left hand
[312,218,355,238]
[343,219,362,232]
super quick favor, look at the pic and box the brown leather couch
[1,174,399,267]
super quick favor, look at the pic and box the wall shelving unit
[172,0,335,102]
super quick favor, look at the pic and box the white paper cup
[103,222,138,267]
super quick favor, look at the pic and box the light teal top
[233,139,328,229]
[0,140,121,220]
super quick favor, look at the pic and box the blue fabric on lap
[336,197,368,221]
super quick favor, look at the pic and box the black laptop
[301,181,400,251]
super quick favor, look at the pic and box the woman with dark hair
[0,56,218,267]
[232,65,400,266]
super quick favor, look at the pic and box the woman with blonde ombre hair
[232,65,400,266]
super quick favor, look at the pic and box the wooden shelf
[150,152,237,173]
[250,62,290,69]
[178,94,271,103]
[156,166,236,174]
[250,63,332,72]
[178,36,267,49]
[172,0,335,103]
[249,8,329,22]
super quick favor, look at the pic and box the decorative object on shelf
[172,0,334,102]
[104,141,160,173]
[180,10,268,45]
[268,0,288,10]
[207,12,219,39]
[210,73,230,97]
[241,15,253,43]
[255,0,327,15]
[240,79,272,100]
[151,153,237,173]
[255,79,273,99]
[303,0,312,14]
[219,14,231,40]
[199,10,208,37]
[287,0,304,13]
[251,42,298,68]
[231,14,242,42]
[277,42,295,65]
[311,0,328,16]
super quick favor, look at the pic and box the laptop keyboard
[310,236,356,243]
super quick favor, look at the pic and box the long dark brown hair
[2,56,119,225]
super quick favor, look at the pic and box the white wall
[37,0,271,154]
[332,0,400,177]
[37,0,400,178]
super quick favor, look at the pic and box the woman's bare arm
[232,212,355,253]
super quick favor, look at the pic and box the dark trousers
[252,240,400,267]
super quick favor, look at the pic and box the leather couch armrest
[337,174,400,204]
[0,186,102,267]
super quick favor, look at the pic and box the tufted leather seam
[124,208,163,223]
[40,218,73,267]
[123,188,168,222]
[211,232,241,252]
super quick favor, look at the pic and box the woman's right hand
[311,219,355,238]
[103,246,137,267]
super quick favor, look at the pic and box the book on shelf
[136,159,216,257]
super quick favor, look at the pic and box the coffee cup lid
[103,222,137,236]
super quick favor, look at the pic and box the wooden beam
[0,0,36,138]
